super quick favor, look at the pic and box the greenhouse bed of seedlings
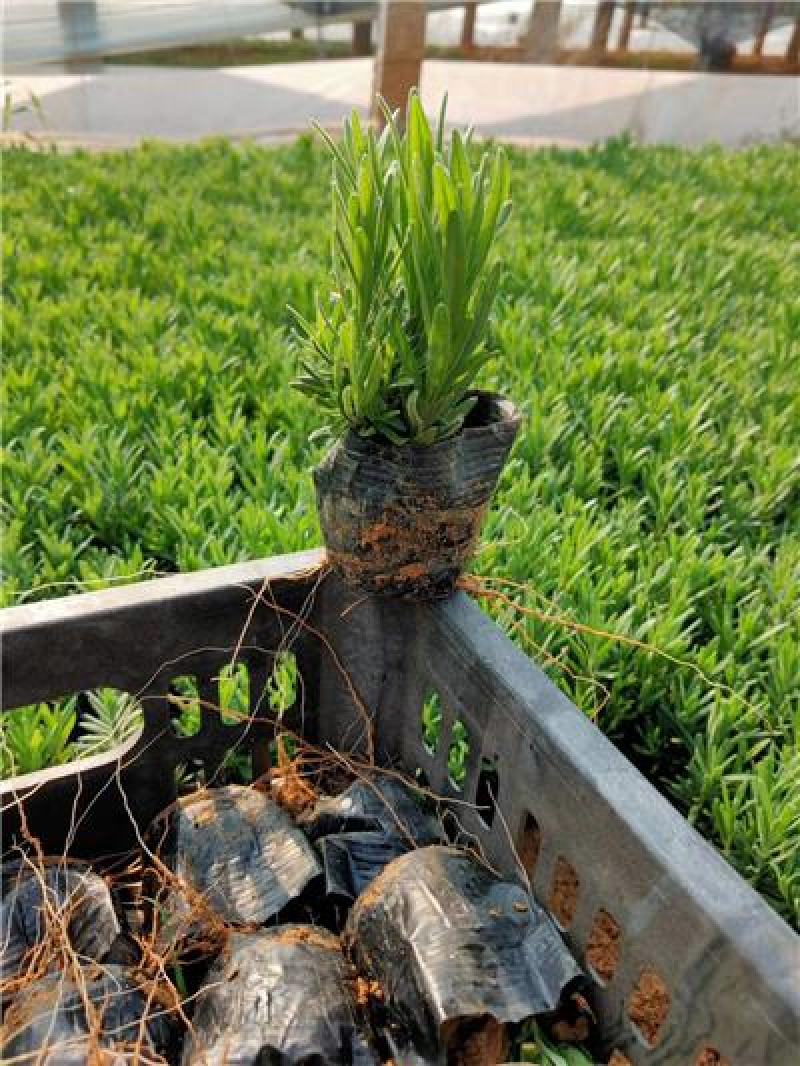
[1,553,797,1065]
[5,137,799,931]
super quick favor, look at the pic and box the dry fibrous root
[1,963,176,1064]
[264,734,320,817]
[0,856,120,1001]
[0,789,238,1061]
[0,848,188,1063]
[457,572,765,724]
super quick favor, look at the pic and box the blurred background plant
[2,82,44,133]
[0,699,77,776]
[291,92,511,445]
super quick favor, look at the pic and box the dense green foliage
[2,138,798,924]
[292,95,511,444]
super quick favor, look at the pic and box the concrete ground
[6,58,799,149]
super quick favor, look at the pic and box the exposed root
[458,573,765,722]
[266,735,320,816]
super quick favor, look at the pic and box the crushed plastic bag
[0,963,174,1065]
[0,859,120,988]
[182,925,381,1065]
[148,785,321,929]
[345,846,585,1064]
[302,777,443,900]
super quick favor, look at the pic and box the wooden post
[353,18,372,56]
[371,1,427,125]
[752,3,773,56]
[58,0,102,71]
[787,17,800,64]
[291,27,304,42]
[618,2,635,51]
[524,1,562,62]
[461,2,478,48]
[590,1,615,53]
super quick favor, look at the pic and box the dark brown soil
[695,1049,731,1066]
[329,503,484,599]
[608,1053,633,1066]
[517,814,542,877]
[585,908,621,983]
[627,969,670,1046]
[442,1014,507,1066]
[550,1013,591,1043]
[352,976,383,1009]
[547,857,580,928]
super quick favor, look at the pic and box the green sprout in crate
[291,90,520,599]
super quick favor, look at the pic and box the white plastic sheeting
[3,1,363,67]
[2,0,506,68]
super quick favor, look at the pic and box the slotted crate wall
[2,551,798,1064]
[0,552,321,856]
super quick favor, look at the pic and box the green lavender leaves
[291,91,512,445]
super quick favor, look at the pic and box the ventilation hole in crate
[170,676,200,736]
[216,662,250,726]
[447,719,470,790]
[694,1048,730,1066]
[548,856,580,929]
[585,908,622,985]
[517,812,542,878]
[628,969,671,1048]
[216,751,253,787]
[75,688,143,753]
[439,806,462,843]
[420,690,443,755]
[475,758,499,827]
[267,651,298,717]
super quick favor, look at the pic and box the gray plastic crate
[1,550,798,1065]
